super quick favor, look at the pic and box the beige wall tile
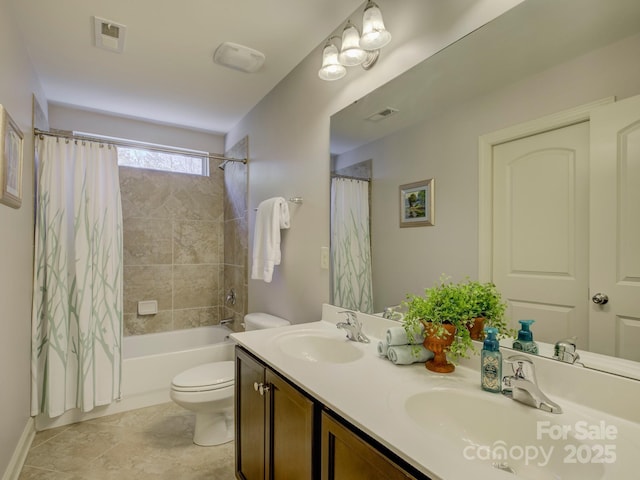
[173,307,219,329]
[123,217,172,266]
[223,163,247,221]
[224,217,247,267]
[123,265,172,314]
[123,311,173,336]
[119,167,173,220]
[173,264,219,309]
[169,172,223,222]
[173,220,222,265]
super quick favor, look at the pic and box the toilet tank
[244,313,290,331]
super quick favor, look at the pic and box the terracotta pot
[468,317,486,341]
[421,321,456,373]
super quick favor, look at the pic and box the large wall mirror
[329,0,640,375]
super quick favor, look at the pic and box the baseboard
[1,418,35,480]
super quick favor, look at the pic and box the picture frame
[399,178,434,227]
[0,105,24,209]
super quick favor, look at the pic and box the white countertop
[230,306,640,480]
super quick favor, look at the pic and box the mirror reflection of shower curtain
[31,135,123,417]
[330,177,373,313]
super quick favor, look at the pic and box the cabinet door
[321,411,421,480]
[235,347,266,480]
[266,369,315,480]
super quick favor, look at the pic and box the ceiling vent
[366,107,399,122]
[213,42,265,73]
[93,16,126,53]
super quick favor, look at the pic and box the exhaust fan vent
[213,42,265,73]
[366,107,399,122]
[93,16,126,53]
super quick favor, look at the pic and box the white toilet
[170,313,290,446]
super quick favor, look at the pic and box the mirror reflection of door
[589,94,640,361]
[490,95,640,361]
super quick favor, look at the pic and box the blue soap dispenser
[481,327,502,393]
[512,319,539,354]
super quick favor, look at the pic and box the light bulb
[318,41,346,81]
[360,1,391,50]
[338,21,366,66]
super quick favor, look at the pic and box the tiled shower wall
[120,161,227,336]
[223,136,249,332]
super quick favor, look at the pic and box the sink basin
[275,330,364,364]
[405,389,609,479]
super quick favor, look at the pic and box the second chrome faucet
[502,355,563,414]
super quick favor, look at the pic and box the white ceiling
[8,0,364,134]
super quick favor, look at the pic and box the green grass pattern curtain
[31,136,123,417]
[331,177,373,314]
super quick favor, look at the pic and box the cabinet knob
[253,382,270,396]
[258,383,270,396]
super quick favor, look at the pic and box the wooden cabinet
[321,411,423,480]
[235,346,315,480]
[235,346,429,480]
[235,347,267,480]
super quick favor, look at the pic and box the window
[75,132,209,176]
[117,146,209,176]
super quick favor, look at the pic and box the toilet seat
[171,361,234,393]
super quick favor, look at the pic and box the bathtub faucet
[226,288,237,305]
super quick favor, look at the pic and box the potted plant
[402,276,475,373]
[463,280,511,340]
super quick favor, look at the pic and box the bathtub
[36,325,235,431]
[122,325,235,403]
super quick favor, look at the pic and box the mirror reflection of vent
[365,107,399,122]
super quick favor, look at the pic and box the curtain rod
[33,128,247,164]
[331,173,371,182]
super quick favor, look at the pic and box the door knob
[592,293,609,305]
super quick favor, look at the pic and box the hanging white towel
[251,197,290,283]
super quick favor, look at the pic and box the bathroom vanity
[235,346,422,480]
[231,305,640,480]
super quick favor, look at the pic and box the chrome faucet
[336,310,370,343]
[502,355,563,414]
[382,305,404,321]
[554,337,580,364]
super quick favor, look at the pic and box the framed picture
[399,178,434,227]
[0,105,24,209]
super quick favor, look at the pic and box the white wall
[48,105,225,154]
[227,0,523,323]
[336,32,640,310]
[0,0,46,475]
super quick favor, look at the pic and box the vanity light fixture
[318,38,347,81]
[318,0,391,81]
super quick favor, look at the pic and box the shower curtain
[330,177,373,314]
[31,136,123,417]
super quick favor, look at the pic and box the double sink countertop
[230,304,640,480]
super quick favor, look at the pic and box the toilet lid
[171,361,234,391]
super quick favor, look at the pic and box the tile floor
[19,403,235,480]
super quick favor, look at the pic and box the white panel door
[492,122,590,348]
[589,94,640,359]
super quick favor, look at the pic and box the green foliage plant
[402,276,475,362]
[463,279,514,339]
